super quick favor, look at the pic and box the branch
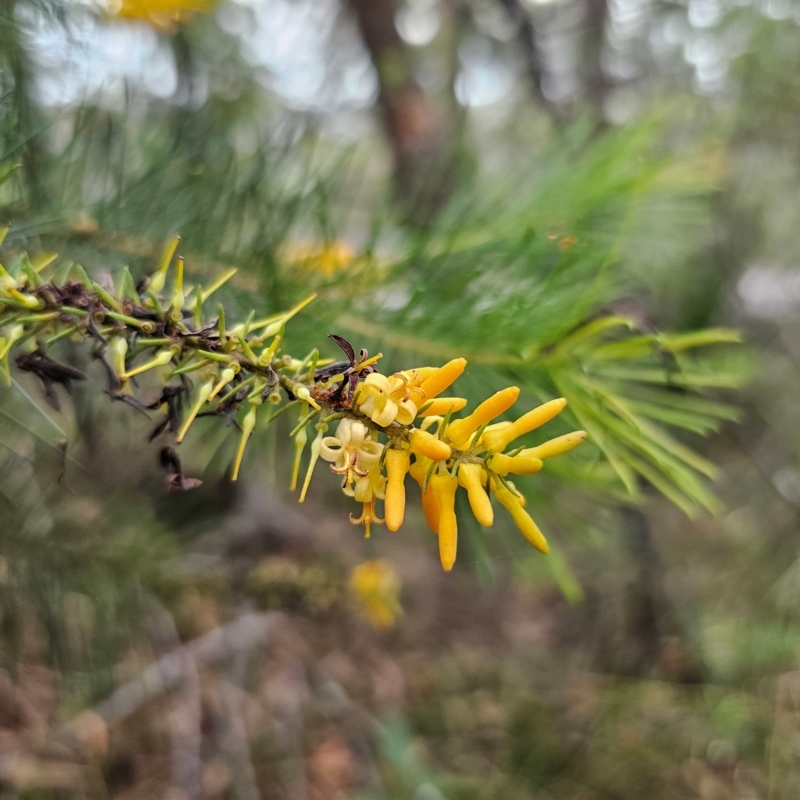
[65,612,284,730]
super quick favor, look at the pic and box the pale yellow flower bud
[121,348,175,379]
[231,403,258,481]
[177,378,214,443]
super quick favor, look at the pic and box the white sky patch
[396,0,441,47]
[19,4,176,108]
[737,265,800,320]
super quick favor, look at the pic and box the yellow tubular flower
[457,463,493,527]
[409,429,451,462]
[489,452,544,476]
[445,386,520,448]
[494,485,549,553]
[385,449,411,532]
[409,457,440,534]
[431,472,458,570]
[480,398,568,453]
[416,397,468,417]
[409,358,467,406]
[523,430,587,460]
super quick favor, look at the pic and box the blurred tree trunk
[582,0,610,125]
[618,506,704,682]
[494,0,554,120]
[346,0,457,221]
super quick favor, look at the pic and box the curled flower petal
[320,436,345,463]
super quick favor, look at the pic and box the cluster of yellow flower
[310,357,586,571]
[0,230,585,572]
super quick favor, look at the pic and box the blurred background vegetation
[1,0,800,796]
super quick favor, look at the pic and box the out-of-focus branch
[146,597,203,800]
[61,613,284,731]
[494,0,550,114]
[345,0,455,219]
[582,0,610,124]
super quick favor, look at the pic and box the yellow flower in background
[281,241,354,278]
[107,0,216,29]
[349,560,402,630]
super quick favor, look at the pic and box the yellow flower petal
[373,397,398,427]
